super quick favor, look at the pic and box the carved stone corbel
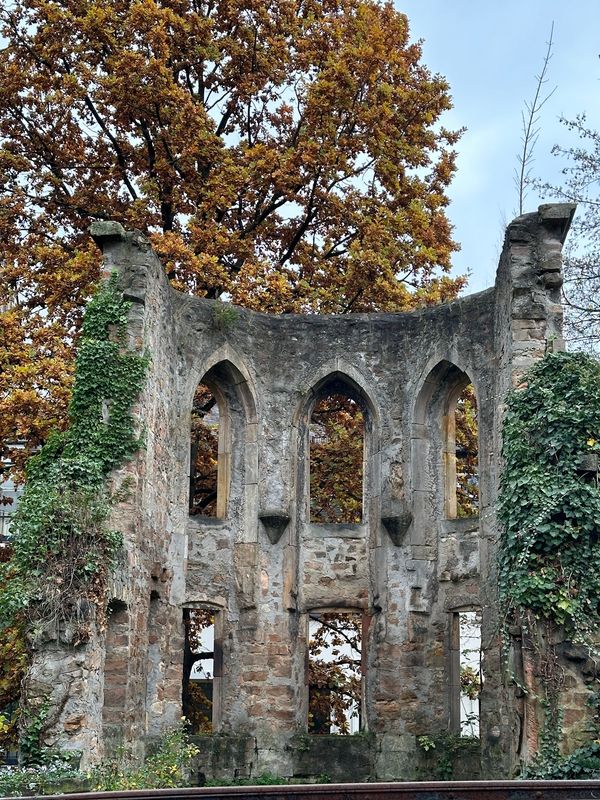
[259,511,291,544]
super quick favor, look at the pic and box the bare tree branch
[515,22,556,215]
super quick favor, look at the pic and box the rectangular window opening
[1,453,24,546]
[451,609,482,737]
[183,608,221,733]
[308,611,364,735]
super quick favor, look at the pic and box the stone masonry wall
[30,204,579,780]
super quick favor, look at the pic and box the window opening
[451,609,482,737]
[0,451,24,545]
[308,611,363,734]
[445,382,479,519]
[189,384,221,517]
[455,384,479,516]
[309,393,364,523]
[183,609,219,733]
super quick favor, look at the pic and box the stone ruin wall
[25,203,591,781]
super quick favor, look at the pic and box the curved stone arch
[185,343,258,425]
[444,594,483,613]
[412,355,479,427]
[294,358,382,432]
[186,346,259,524]
[411,358,480,524]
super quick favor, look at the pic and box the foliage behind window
[455,385,479,517]
[310,394,364,524]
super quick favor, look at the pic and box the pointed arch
[188,350,258,521]
[413,359,475,428]
[295,359,381,430]
[412,360,479,521]
[186,345,258,425]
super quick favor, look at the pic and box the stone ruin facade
[27,202,592,781]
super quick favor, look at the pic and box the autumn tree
[1,1,466,734]
[310,394,365,523]
[189,385,219,517]
[182,609,215,734]
[0,0,464,484]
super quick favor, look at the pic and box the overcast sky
[396,1,600,293]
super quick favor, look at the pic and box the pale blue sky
[396,1,600,292]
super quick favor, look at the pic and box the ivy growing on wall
[0,272,148,642]
[498,350,600,775]
[498,351,600,638]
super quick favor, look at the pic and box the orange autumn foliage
[455,384,479,517]
[0,0,465,484]
[310,394,364,524]
[0,544,27,753]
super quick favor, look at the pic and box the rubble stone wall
[31,204,579,779]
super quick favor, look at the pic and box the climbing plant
[0,541,27,756]
[498,351,600,638]
[0,272,148,641]
[523,693,600,779]
[498,350,600,772]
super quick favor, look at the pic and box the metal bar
[26,780,600,800]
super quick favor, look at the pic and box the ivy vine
[523,694,600,779]
[0,272,148,642]
[498,351,600,637]
[498,350,600,774]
